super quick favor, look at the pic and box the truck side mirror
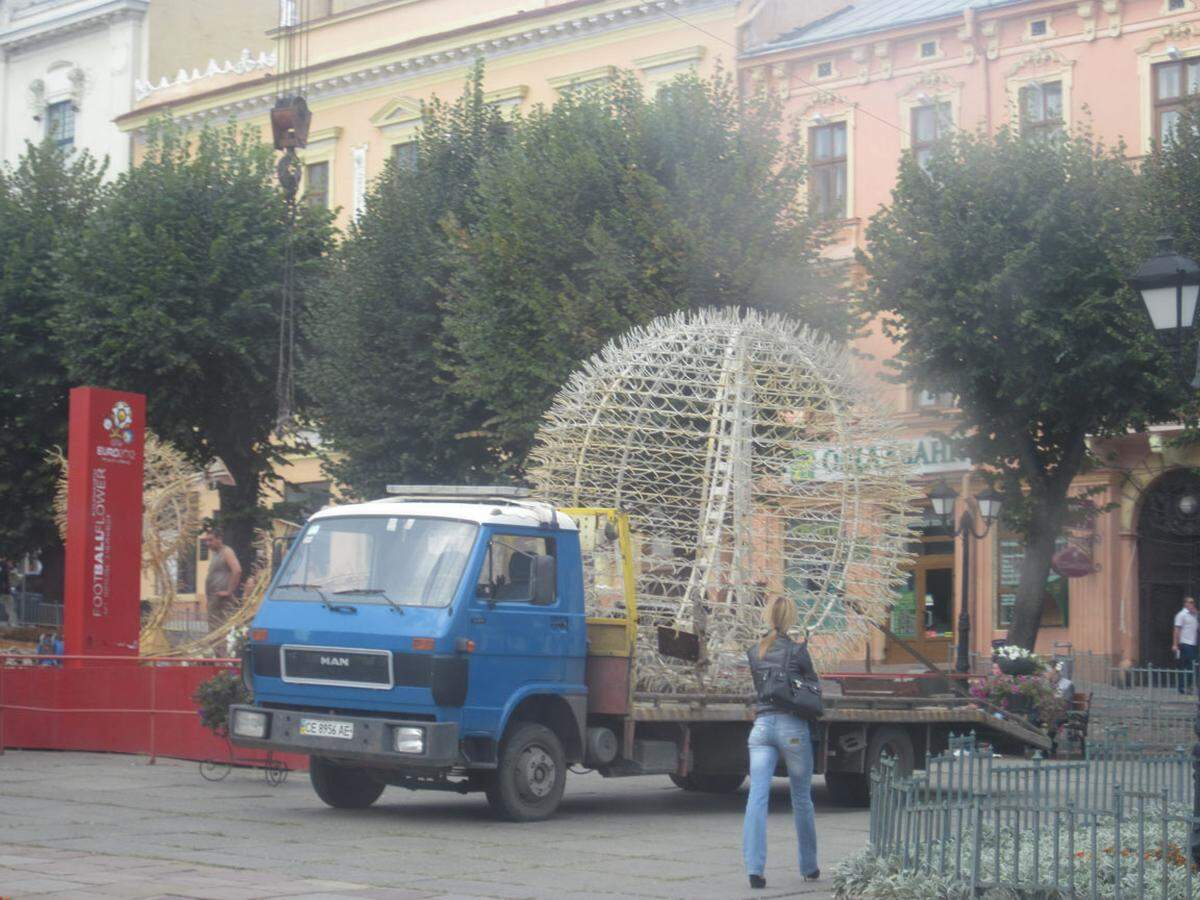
[530,554,556,605]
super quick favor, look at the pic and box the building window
[816,60,833,79]
[809,121,847,219]
[45,101,74,151]
[391,142,417,170]
[911,101,953,170]
[1170,0,1186,10]
[1019,81,1063,138]
[1153,58,1200,145]
[1029,19,1048,37]
[303,161,329,210]
[920,40,938,59]
[278,480,332,521]
[996,533,1069,628]
[911,387,956,410]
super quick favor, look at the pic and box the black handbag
[751,638,824,720]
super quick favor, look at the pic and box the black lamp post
[1129,235,1200,389]
[929,480,1004,673]
[1131,236,1200,863]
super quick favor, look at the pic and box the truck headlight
[232,709,269,739]
[393,726,424,754]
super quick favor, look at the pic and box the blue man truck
[228,487,1050,820]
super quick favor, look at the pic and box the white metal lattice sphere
[530,307,916,690]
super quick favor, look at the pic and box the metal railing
[867,732,1200,897]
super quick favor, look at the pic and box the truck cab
[229,487,591,820]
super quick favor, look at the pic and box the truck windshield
[273,516,477,608]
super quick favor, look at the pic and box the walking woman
[743,595,820,889]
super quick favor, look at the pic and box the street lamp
[1130,235,1200,390]
[928,480,1004,673]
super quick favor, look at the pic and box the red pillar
[63,387,146,661]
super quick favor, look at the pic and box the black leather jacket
[749,633,816,717]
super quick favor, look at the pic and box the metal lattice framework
[530,308,917,691]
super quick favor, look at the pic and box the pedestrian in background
[742,595,820,890]
[203,528,242,632]
[1173,595,1198,694]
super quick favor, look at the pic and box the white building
[0,0,149,171]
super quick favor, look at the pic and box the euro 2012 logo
[102,400,134,445]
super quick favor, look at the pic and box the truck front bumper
[227,705,460,768]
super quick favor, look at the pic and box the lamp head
[928,480,958,524]
[1130,235,1200,332]
[975,486,1004,526]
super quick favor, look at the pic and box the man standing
[1173,595,1199,694]
[203,529,242,632]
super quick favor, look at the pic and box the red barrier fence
[0,654,306,771]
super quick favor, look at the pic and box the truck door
[462,531,573,731]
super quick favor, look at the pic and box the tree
[0,142,105,563]
[859,126,1177,650]
[56,120,332,568]
[443,73,845,465]
[304,65,510,498]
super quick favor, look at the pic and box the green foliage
[443,71,845,464]
[193,669,250,735]
[307,67,845,493]
[859,126,1175,647]
[0,143,105,558]
[304,64,510,498]
[56,119,333,564]
[835,806,1198,899]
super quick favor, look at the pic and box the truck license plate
[300,718,354,740]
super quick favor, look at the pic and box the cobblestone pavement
[0,750,869,899]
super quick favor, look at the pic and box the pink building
[741,0,1200,670]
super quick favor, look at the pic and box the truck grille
[280,645,393,690]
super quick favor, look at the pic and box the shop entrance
[1138,469,1200,668]
[886,535,955,666]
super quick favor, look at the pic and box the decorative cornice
[799,88,855,119]
[1137,21,1196,54]
[136,49,277,102]
[547,64,617,91]
[0,0,146,54]
[119,0,733,133]
[1006,47,1074,78]
[895,70,962,100]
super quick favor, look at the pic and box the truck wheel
[485,723,566,822]
[866,727,915,778]
[309,756,385,809]
[824,772,870,807]
[669,772,745,793]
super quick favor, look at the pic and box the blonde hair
[757,595,797,658]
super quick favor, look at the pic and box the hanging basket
[1051,543,1099,578]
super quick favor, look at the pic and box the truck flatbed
[629,691,1052,752]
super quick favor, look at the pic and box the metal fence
[1,592,62,628]
[868,733,1200,897]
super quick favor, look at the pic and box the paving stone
[0,751,861,900]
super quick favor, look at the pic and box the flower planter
[997,657,1041,676]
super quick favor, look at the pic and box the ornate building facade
[0,0,274,171]
[741,0,1200,670]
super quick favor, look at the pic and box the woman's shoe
[803,869,820,882]
[748,874,766,889]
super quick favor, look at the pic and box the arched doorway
[1138,469,1200,666]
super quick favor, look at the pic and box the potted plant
[993,644,1046,677]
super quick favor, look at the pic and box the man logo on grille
[320,656,351,667]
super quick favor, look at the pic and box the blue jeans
[742,713,818,877]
